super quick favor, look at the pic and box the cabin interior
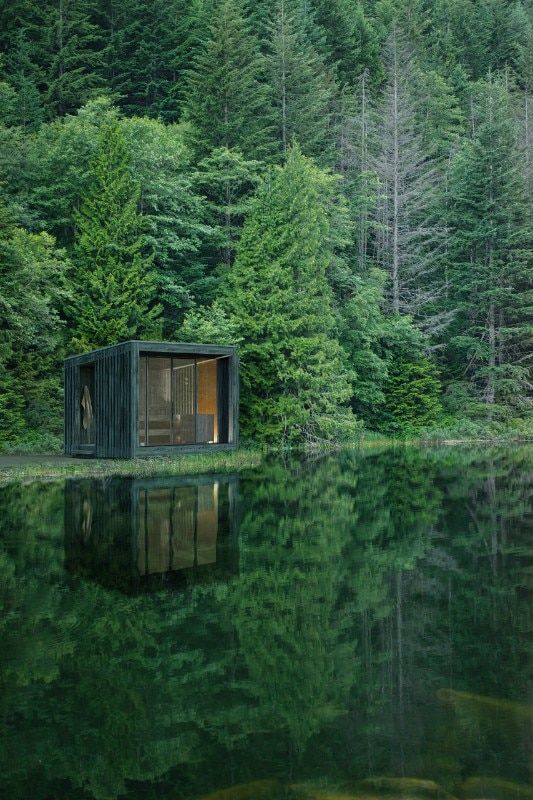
[138,353,230,447]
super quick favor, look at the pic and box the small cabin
[64,341,239,458]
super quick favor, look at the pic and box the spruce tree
[44,0,105,116]
[225,145,358,444]
[184,0,274,160]
[71,122,161,351]
[195,147,262,271]
[312,0,382,88]
[447,78,532,416]
[265,0,335,163]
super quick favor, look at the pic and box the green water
[0,446,531,800]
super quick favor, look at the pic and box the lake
[0,446,531,800]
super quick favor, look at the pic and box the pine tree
[71,121,161,351]
[312,0,382,88]
[225,145,358,443]
[184,0,274,160]
[372,28,447,335]
[265,0,336,163]
[44,0,105,116]
[447,78,532,416]
[195,147,262,272]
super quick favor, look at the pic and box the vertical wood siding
[64,360,79,455]
[95,345,134,458]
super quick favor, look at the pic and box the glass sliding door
[172,358,196,444]
[147,356,172,446]
[197,358,218,443]
[139,353,230,447]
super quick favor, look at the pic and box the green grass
[0,420,530,487]
[0,448,264,486]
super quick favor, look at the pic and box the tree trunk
[391,34,400,313]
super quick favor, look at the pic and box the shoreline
[0,436,531,486]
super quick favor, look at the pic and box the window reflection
[64,476,238,592]
[138,483,219,575]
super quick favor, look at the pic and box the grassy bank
[0,419,531,486]
[0,449,264,487]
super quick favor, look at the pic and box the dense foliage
[0,0,531,445]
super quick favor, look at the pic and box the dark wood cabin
[64,341,239,458]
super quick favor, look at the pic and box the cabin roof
[64,340,237,363]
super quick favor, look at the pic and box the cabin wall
[64,360,80,456]
[94,344,134,457]
[64,342,135,458]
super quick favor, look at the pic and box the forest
[0,0,531,447]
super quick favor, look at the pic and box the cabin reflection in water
[138,483,221,574]
[64,475,239,592]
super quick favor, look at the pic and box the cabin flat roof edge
[64,340,238,362]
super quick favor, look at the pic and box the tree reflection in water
[0,447,531,800]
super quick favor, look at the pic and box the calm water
[0,447,531,800]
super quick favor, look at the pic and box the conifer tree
[372,28,447,335]
[312,0,382,88]
[44,0,105,116]
[447,78,532,416]
[195,147,262,271]
[71,122,161,351]
[266,0,335,163]
[225,145,358,443]
[121,115,213,328]
[102,0,206,122]
[184,0,274,160]
[2,30,45,129]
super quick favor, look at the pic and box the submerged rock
[199,780,287,800]
[296,790,383,800]
[351,777,456,798]
[437,689,533,721]
[458,776,533,799]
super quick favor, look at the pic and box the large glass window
[172,358,195,444]
[139,354,230,447]
[197,358,218,443]
[147,356,172,446]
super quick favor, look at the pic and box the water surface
[1,446,531,800]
